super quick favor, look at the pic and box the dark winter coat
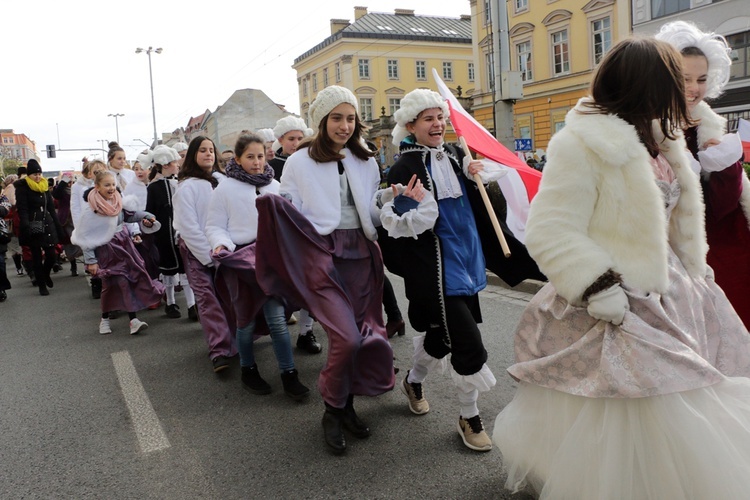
[13,178,63,247]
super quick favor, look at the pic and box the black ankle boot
[241,364,271,395]
[280,369,310,400]
[343,395,370,438]
[38,284,49,296]
[322,404,346,454]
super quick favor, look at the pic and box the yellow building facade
[292,6,475,149]
[507,0,630,151]
[469,0,630,153]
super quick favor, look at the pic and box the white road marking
[111,350,171,453]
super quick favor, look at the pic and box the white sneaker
[99,318,112,335]
[129,318,148,335]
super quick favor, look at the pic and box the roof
[295,11,471,64]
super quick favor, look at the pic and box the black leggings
[30,245,56,284]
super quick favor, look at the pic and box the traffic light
[46,144,56,158]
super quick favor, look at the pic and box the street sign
[514,138,532,152]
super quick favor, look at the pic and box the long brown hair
[300,113,375,163]
[584,37,692,154]
[178,136,218,185]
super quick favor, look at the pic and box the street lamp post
[135,46,163,148]
[108,113,124,144]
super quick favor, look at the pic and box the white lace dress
[493,153,750,499]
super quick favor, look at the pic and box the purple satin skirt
[256,194,394,408]
[96,228,165,313]
[179,239,237,359]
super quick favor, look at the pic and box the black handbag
[28,194,47,235]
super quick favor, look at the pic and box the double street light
[108,113,124,143]
[135,46,162,148]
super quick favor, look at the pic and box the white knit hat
[655,20,732,99]
[172,141,189,152]
[309,85,358,128]
[392,89,450,145]
[151,145,180,166]
[256,128,276,143]
[273,116,314,139]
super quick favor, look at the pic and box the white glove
[587,284,629,325]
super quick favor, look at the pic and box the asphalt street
[0,262,540,500]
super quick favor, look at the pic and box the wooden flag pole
[459,136,511,258]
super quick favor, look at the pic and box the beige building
[292,6,475,157]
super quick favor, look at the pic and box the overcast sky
[4,0,469,172]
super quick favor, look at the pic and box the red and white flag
[739,118,750,161]
[432,68,540,242]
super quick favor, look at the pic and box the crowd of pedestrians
[2,22,750,498]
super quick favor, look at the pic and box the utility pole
[491,0,522,151]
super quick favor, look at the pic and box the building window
[416,60,426,80]
[443,61,453,81]
[387,59,399,79]
[484,0,491,25]
[312,73,318,92]
[486,53,495,90]
[389,98,401,115]
[728,30,750,80]
[468,62,475,82]
[335,62,341,82]
[517,40,533,81]
[592,17,612,64]
[323,68,329,87]
[358,59,370,79]
[651,0,691,19]
[514,0,528,13]
[551,30,570,75]
[303,79,308,97]
[360,98,373,121]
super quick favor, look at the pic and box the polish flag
[432,69,541,242]
[739,118,750,161]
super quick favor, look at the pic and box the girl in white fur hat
[657,20,750,328]
[254,85,395,454]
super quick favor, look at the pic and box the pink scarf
[88,189,122,216]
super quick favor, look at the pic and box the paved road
[0,263,539,499]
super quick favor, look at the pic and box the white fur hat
[256,128,276,143]
[135,151,152,168]
[273,116,313,139]
[309,85,358,128]
[151,145,180,166]
[392,89,450,145]
[655,20,732,99]
[172,141,189,152]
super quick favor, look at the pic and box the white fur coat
[280,147,382,240]
[692,100,750,230]
[526,98,707,305]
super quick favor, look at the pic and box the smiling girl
[72,170,164,335]
[173,136,237,373]
[255,86,395,454]
[657,21,750,328]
